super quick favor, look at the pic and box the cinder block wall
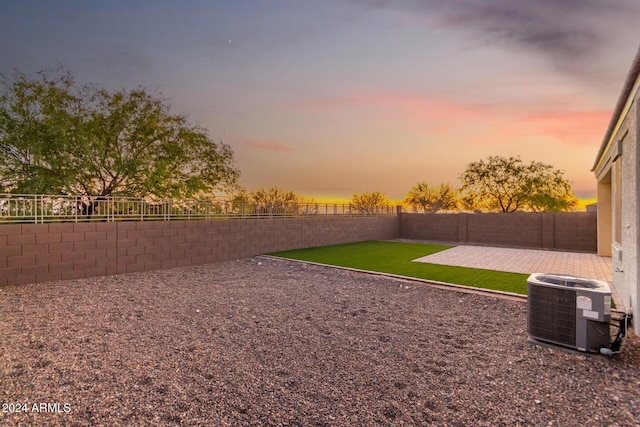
[398,212,458,242]
[466,213,544,247]
[552,213,598,252]
[399,212,597,252]
[0,212,599,286]
[0,216,399,286]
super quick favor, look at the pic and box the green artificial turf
[270,240,529,294]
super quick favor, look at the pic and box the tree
[459,156,577,213]
[234,187,304,215]
[351,191,391,214]
[247,187,303,207]
[0,67,239,200]
[404,182,458,213]
[521,162,578,212]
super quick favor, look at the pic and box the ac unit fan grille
[528,285,576,346]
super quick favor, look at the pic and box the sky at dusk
[1,1,639,203]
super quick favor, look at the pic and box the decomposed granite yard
[1,257,639,426]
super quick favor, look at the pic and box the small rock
[534,399,542,405]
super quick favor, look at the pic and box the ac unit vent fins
[528,285,576,347]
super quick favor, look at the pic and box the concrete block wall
[0,223,119,285]
[0,216,399,286]
[399,213,458,242]
[552,213,598,252]
[466,213,544,248]
[0,212,599,286]
[400,212,597,252]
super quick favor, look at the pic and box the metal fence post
[39,195,44,224]
[36,195,40,224]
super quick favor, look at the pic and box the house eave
[592,47,640,172]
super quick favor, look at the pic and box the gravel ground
[1,257,639,426]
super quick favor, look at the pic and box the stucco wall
[615,91,639,315]
[593,75,640,319]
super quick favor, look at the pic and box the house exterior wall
[616,103,639,316]
[596,178,612,256]
[593,65,640,321]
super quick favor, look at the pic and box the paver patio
[413,244,620,307]
[413,245,612,281]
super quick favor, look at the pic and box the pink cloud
[243,140,295,152]
[470,109,611,148]
[382,94,488,123]
[295,93,480,117]
[293,91,610,147]
[514,111,611,146]
[293,93,489,133]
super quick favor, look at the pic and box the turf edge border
[259,255,528,303]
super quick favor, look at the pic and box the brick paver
[413,245,623,308]
[414,245,612,281]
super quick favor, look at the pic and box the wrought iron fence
[0,194,396,224]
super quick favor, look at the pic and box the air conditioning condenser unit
[527,273,611,353]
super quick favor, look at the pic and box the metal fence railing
[0,194,397,224]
